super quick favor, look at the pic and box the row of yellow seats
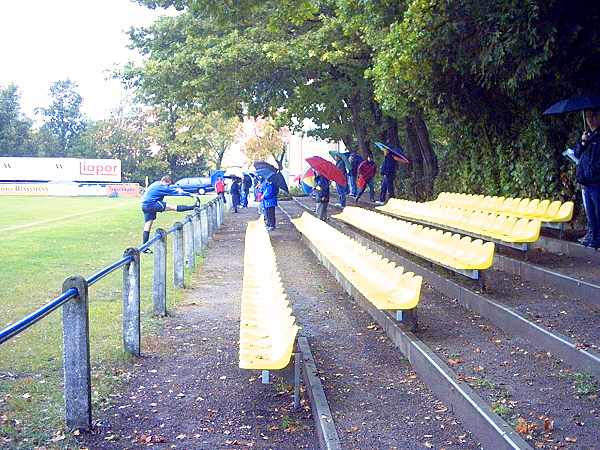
[379,199,541,244]
[239,220,298,370]
[435,192,574,223]
[334,207,495,270]
[292,212,422,311]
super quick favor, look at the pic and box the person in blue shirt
[376,149,397,204]
[348,150,363,197]
[262,178,278,231]
[314,172,330,221]
[141,175,198,249]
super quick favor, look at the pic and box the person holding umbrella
[262,176,278,231]
[230,176,242,213]
[377,148,398,204]
[544,96,600,247]
[333,153,348,207]
[574,109,600,247]
[314,171,330,221]
[355,152,377,203]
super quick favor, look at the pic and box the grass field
[0,195,207,448]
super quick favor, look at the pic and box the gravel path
[80,207,316,450]
[277,200,480,449]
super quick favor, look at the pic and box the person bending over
[141,175,199,249]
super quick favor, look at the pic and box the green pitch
[0,195,203,448]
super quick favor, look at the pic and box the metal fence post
[193,209,203,255]
[122,248,141,356]
[62,276,91,430]
[173,222,184,288]
[201,207,209,247]
[153,229,167,317]
[184,216,195,269]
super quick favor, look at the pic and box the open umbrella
[329,150,352,172]
[300,167,316,194]
[269,171,289,193]
[305,156,347,186]
[374,142,410,164]
[225,167,244,179]
[543,95,600,129]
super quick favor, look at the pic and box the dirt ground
[80,207,316,450]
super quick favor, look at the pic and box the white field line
[0,204,129,234]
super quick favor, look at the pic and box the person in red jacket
[215,177,226,203]
[355,153,377,202]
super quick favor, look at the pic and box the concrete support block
[62,276,92,430]
[122,248,141,356]
[173,222,184,288]
[153,229,167,317]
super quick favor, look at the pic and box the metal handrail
[0,200,217,347]
[0,288,78,345]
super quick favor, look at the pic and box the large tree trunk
[348,94,370,157]
[405,110,437,200]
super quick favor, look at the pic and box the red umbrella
[305,156,347,187]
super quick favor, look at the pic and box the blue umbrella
[374,142,410,164]
[543,96,600,115]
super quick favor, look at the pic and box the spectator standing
[574,108,600,248]
[355,153,377,203]
[348,150,363,197]
[334,154,348,207]
[262,178,278,231]
[215,177,226,203]
[314,172,330,221]
[230,177,242,213]
[377,149,397,204]
[242,174,252,207]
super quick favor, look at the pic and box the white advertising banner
[0,157,122,182]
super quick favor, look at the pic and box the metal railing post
[201,207,209,247]
[153,229,167,317]
[122,248,141,356]
[193,209,202,255]
[184,217,195,269]
[61,276,91,430]
[173,222,184,288]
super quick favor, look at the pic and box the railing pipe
[152,229,167,317]
[122,247,141,356]
[87,255,132,286]
[61,276,91,430]
[0,288,77,345]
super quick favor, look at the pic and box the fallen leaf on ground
[447,358,462,366]
[565,437,577,443]
[515,417,537,435]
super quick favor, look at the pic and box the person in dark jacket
[262,178,278,231]
[230,177,242,213]
[140,175,199,250]
[355,153,377,202]
[574,108,600,248]
[377,149,397,204]
[334,155,348,207]
[348,150,363,197]
[242,174,252,208]
[314,172,330,221]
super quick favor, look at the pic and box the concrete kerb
[297,337,342,450]
[299,235,532,450]
[494,253,600,307]
[534,235,600,262]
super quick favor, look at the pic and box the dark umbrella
[374,142,410,164]
[543,96,600,115]
[305,156,347,186]
[329,150,352,172]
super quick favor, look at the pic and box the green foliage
[573,372,598,396]
[36,79,87,156]
[0,84,32,156]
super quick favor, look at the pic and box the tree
[240,117,289,169]
[0,84,32,156]
[36,79,87,156]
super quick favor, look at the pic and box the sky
[0,0,175,122]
